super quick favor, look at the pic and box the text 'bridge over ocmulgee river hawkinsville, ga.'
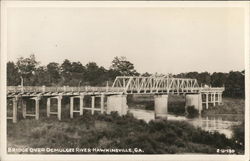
[7,76,224,123]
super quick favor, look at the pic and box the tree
[174,72,199,79]
[7,61,20,86]
[141,72,152,77]
[60,59,72,85]
[7,55,245,99]
[110,56,139,76]
[107,69,121,82]
[224,71,244,97]
[33,66,49,86]
[85,62,105,86]
[47,62,60,86]
[211,72,227,87]
[16,54,39,85]
[186,72,199,79]
[69,61,86,86]
[197,72,211,86]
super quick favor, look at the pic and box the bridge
[7,76,225,123]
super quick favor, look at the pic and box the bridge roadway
[6,76,225,123]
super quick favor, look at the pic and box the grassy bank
[201,97,244,115]
[7,111,244,154]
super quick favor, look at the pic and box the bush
[232,121,244,150]
[7,112,244,154]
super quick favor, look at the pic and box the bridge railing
[200,87,225,93]
[7,86,225,94]
[7,86,125,93]
[125,87,200,92]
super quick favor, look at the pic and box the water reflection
[128,109,241,138]
[187,116,240,138]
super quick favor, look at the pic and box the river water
[128,109,241,138]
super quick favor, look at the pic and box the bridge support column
[22,99,27,119]
[35,98,40,120]
[214,93,217,105]
[213,93,216,107]
[47,95,62,120]
[57,95,62,120]
[30,96,41,120]
[80,94,84,116]
[154,95,168,119]
[107,95,128,116]
[12,96,18,123]
[70,94,84,119]
[47,98,51,117]
[70,97,74,119]
[185,94,202,114]
[100,94,104,114]
[91,96,95,115]
[216,93,219,105]
[218,93,222,105]
[205,93,209,109]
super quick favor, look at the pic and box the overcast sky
[7,7,245,74]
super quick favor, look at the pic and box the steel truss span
[112,76,200,94]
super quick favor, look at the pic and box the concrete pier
[107,95,128,116]
[185,94,202,114]
[154,95,168,119]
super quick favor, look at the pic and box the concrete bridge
[7,76,225,123]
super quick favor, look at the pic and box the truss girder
[112,76,200,93]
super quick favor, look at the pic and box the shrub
[232,121,244,150]
[7,112,244,154]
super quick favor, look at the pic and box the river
[128,108,241,138]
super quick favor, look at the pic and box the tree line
[7,54,245,98]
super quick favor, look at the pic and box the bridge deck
[7,76,225,98]
[7,86,225,98]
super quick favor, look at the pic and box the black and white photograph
[1,1,249,161]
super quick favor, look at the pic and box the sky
[7,7,245,74]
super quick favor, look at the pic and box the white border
[1,1,249,161]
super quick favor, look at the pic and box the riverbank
[201,97,244,115]
[7,111,244,154]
